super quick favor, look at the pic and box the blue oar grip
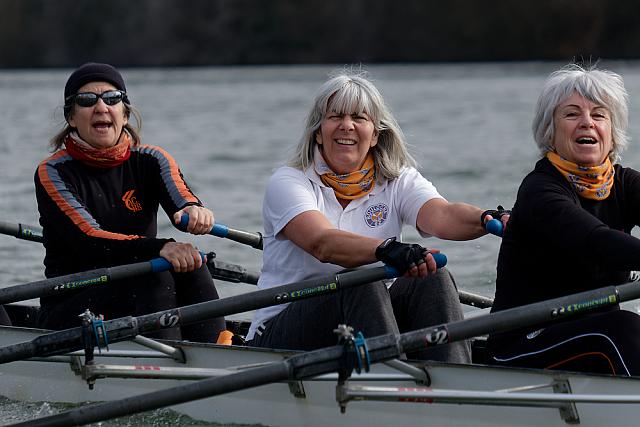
[180,213,229,238]
[432,252,447,268]
[150,252,206,273]
[384,266,400,278]
[178,214,190,231]
[383,252,447,279]
[211,223,229,238]
[150,257,172,273]
[486,219,503,237]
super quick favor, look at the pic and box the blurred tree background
[2,0,640,67]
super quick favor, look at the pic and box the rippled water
[3,61,640,424]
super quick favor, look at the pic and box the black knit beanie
[64,62,126,99]
[63,62,128,119]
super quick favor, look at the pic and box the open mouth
[92,122,111,131]
[576,137,597,145]
[335,139,357,146]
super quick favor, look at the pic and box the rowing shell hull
[1,324,639,427]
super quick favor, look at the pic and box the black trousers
[38,265,225,343]
[248,268,471,363]
[486,309,640,376]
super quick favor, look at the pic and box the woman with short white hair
[488,63,640,375]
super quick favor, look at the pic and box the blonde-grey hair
[289,70,415,179]
[532,63,629,163]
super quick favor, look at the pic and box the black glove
[375,237,428,275]
[480,205,511,227]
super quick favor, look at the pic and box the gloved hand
[375,237,429,275]
[480,205,511,226]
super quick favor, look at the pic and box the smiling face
[552,92,613,166]
[315,111,378,174]
[67,82,128,149]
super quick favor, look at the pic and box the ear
[370,129,379,148]
[315,131,322,145]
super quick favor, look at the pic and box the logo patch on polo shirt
[364,203,388,227]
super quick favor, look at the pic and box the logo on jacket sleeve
[364,203,388,227]
[122,189,143,212]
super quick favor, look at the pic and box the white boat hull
[1,324,640,427]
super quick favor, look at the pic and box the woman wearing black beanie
[34,62,226,343]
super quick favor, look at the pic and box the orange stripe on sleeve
[143,145,199,204]
[37,153,140,241]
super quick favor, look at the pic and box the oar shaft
[458,290,493,308]
[0,220,43,243]
[206,258,260,284]
[0,221,262,286]
[17,282,640,427]
[0,258,172,305]
[211,224,263,250]
[0,266,398,364]
[135,266,398,336]
[179,214,263,249]
[400,284,627,355]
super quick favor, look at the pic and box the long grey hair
[289,71,415,179]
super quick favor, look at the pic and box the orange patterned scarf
[546,151,614,200]
[64,132,131,168]
[316,151,376,200]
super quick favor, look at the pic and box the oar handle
[0,253,205,305]
[0,252,451,364]
[432,252,447,268]
[179,214,264,250]
[149,251,206,272]
[383,252,447,278]
[485,218,503,237]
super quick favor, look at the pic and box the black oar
[0,257,182,305]
[0,220,43,243]
[0,254,445,365]
[179,214,263,249]
[0,219,493,307]
[0,218,261,287]
[15,280,640,427]
[209,258,491,307]
[458,290,493,308]
[0,252,262,305]
[206,256,260,285]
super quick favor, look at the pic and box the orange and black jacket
[35,145,202,278]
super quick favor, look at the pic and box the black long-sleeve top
[35,144,202,278]
[492,157,640,313]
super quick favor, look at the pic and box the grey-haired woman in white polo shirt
[247,71,506,362]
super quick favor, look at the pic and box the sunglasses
[66,90,126,108]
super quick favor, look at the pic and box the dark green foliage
[1,0,637,67]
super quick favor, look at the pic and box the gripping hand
[375,237,429,275]
[480,205,511,226]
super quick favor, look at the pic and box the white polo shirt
[246,165,443,340]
